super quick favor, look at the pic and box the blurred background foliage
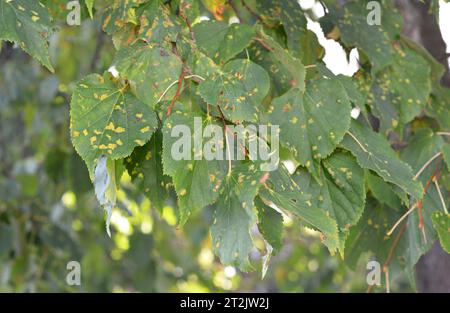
[0,0,415,292]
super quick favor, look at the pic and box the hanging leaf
[113,41,183,108]
[198,58,270,123]
[268,79,352,179]
[0,0,55,72]
[211,162,265,271]
[341,119,423,200]
[193,21,255,64]
[70,72,158,177]
[432,212,450,253]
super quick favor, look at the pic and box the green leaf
[344,197,403,270]
[0,0,54,72]
[294,151,365,253]
[161,107,225,224]
[193,21,255,64]
[367,171,403,209]
[432,212,450,253]
[328,0,399,73]
[427,86,450,130]
[342,119,423,199]
[368,45,431,133]
[211,162,265,271]
[259,165,340,253]
[103,0,148,35]
[254,28,306,93]
[124,130,171,213]
[443,144,450,172]
[70,72,158,177]
[256,197,283,253]
[198,59,270,123]
[138,0,181,44]
[113,41,183,108]
[268,79,352,179]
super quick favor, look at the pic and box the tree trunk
[395,0,450,292]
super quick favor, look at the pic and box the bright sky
[300,0,450,76]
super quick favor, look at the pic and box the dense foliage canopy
[1,0,450,292]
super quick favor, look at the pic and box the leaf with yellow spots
[341,119,423,200]
[113,41,183,108]
[193,20,255,64]
[252,28,306,94]
[294,151,366,254]
[0,0,55,72]
[255,0,309,60]
[259,164,340,253]
[369,44,431,134]
[344,197,404,270]
[268,79,352,180]
[161,105,226,224]
[102,0,149,35]
[323,0,399,73]
[198,59,270,123]
[432,212,450,253]
[137,0,181,44]
[211,162,266,271]
[70,72,157,177]
[124,130,171,213]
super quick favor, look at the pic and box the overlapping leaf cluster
[5,0,449,281]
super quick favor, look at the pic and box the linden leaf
[259,165,340,253]
[161,106,226,224]
[0,0,54,72]
[341,119,423,200]
[193,20,255,64]
[70,72,158,177]
[124,130,171,213]
[432,212,450,253]
[211,162,265,271]
[198,59,270,123]
[268,79,352,179]
[113,41,183,108]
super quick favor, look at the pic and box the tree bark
[395,0,450,292]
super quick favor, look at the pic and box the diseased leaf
[341,119,423,199]
[211,162,265,271]
[268,79,352,179]
[193,21,255,64]
[0,0,54,72]
[256,196,283,253]
[294,151,365,253]
[432,212,450,253]
[113,41,183,108]
[162,106,225,224]
[138,0,181,44]
[368,45,431,133]
[443,144,450,172]
[70,72,158,176]
[124,130,171,213]
[259,165,340,253]
[198,59,270,123]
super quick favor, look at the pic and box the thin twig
[367,223,407,293]
[157,75,205,103]
[413,152,442,180]
[437,132,450,137]
[167,68,186,116]
[384,267,390,293]
[254,37,274,52]
[217,106,233,177]
[387,203,417,236]
[434,178,449,214]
